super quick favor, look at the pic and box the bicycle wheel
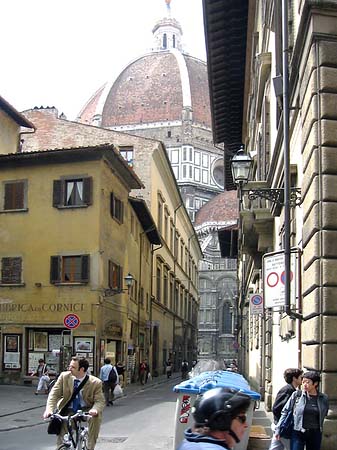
[77,431,89,450]
[57,445,72,450]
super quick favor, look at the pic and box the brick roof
[78,52,212,128]
[194,190,239,226]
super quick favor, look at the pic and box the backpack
[108,366,117,383]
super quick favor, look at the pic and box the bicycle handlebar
[49,411,92,422]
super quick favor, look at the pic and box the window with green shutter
[53,177,92,208]
[1,257,22,284]
[50,255,89,284]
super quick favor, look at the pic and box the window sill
[55,205,88,209]
[0,208,28,213]
[0,283,25,287]
[52,282,88,286]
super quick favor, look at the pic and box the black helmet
[192,387,251,431]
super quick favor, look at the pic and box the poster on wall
[34,331,48,351]
[4,335,21,369]
[28,352,45,374]
[49,334,62,352]
[74,337,94,373]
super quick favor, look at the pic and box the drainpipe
[172,201,184,368]
[282,0,302,321]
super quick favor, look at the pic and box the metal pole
[282,0,291,315]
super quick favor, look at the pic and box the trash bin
[173,370,260,450]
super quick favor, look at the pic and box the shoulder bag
[279,391,301,439]
[47,375,89,435]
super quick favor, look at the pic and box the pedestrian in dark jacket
[269,368,303,450]
[178,387,251,450]
[275,371,329,450]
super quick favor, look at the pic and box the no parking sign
[250,294,263,315]
[63,313,80,329]
[263,250,299,308]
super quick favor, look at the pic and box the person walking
[165,358,172,378]
[139,359,149,385]
[99,358,118,406]
[177,387,251,449]
[275,371,329,450]
[31,358,50,395]
[269,368,303,450]
[181,359,189,380]
[43,356,105,450]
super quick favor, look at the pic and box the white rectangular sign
[263,250,298,308]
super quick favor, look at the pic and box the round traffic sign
[251,294,263,305]
[266,271,279,287]
[63,313,80,329]
[280,270,293,285]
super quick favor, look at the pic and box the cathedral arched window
[173,34,176,48]
[223,302,232,334]
[163,33,167,49]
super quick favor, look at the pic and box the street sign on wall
[249,293,264,315]
[63,313,80,329]
[263,250,299,308]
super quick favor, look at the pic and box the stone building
[203,0,337,447]
[194,190,239,364]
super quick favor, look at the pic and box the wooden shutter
[82,177,93,205]
[53,180,62,207]
[110,192,115,218]
[4,182,24,210]
[81,255,90,283]
[50,256,61,283]
[1,257,22,283]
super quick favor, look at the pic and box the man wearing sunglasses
[178,387,251,449]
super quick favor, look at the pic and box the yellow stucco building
[0,99,201,383]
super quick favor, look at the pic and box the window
[1,257,22,284]
[110,193,124,223]
[156,265,161,302]
[50,255,89,284]
[3,180,26,211]
[157,197,163,234]
[119,146,134,167]
[108,261,123,290]
[53,177,92,208]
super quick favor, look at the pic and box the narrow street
[1,380,178,450]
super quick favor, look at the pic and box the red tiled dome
[194,190,239,226]
[78,51,211,129]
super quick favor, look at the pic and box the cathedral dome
[194,190,239,227]
[78,51,211,129]
[77,9,211,130]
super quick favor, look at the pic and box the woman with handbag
[275,371,329,450]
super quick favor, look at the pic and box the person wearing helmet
[178,387,251,449]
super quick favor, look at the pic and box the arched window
[163,33,167,49]
[223,302,232,333]
[173,34,176,48]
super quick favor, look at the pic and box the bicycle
[49,410,91,450]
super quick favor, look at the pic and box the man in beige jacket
[43,356,105,450]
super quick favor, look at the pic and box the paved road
[0,376,179,450]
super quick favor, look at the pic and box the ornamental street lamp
[231,148,301,207]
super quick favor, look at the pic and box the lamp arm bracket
[242,187,301,207]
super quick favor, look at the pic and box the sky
[1,0,206,120]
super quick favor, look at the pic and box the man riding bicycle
[43,356,105,450]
